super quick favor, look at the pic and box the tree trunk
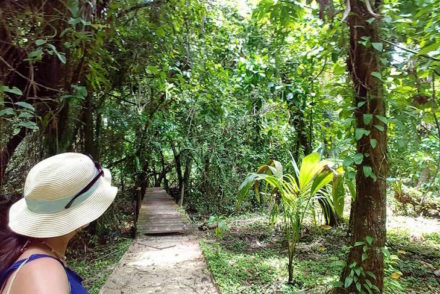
[170,142,183,197]
[181,155,192,205]
[83,95,97,158]
[336,1,387,292]
[138,160,149,200]
[160,151,169,191]
[292,104,311,161]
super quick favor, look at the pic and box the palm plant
[238,152,344,284]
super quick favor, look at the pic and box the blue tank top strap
[0,254,88,294]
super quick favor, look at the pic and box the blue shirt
[0,254,88,294]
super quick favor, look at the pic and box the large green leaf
[238,173,259,207]
[298,152,321,189]
[332,173,345,218]
[288,151,300,180]
[310,169,334,196]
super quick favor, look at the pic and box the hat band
[25,174,101,214]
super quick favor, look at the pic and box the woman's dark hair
[0,227,28,273]
[0,203,29,275]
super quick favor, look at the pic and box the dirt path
[100,188,218,294]
[99,234,218,294]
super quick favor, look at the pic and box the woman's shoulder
[6,255,70,294]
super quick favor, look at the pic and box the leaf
[357,101,366,108]
[371,42,383,52]
[66,0,79,17]
[371,71,383,81]
[365,282,373,294]
[147,65,159,75]
[418,42,440,55]
[0,108,15,116]
[68,17,82,26]
[288,151,300,179]
[346,178,356,201]
[18,112,33,119]
[344,276,353,288]
[391,272,401,279]
[15,101,34,111]
[237,173,259,207]
[35,39,47,46]
[366,271,376,280]
[363,114,373,125]
[333,63,346,75]
[365,235,373,245]
[298,152,320,189]
[57,52,66,64]
[332,281,343,288]
[17,121,38,130]
[47,44,66,64]
[354,153,364,165]
[27,48,43,60]
[370,139,377,148]
[363,166,377,181]
[321,225,332,230]
[311,169,333,196]
[1,86,23,96]
[375,115,387,124]
[374,124,385,132]
[332,173,345,218]
[355,128,370,140]
[354,241,365,247]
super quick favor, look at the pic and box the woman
[0,153,118,294]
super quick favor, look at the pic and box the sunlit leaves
[253,0,303,29]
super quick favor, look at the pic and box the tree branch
[0,56,62,93]
[381,39,440,62]
[117,0,166,17]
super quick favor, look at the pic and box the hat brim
[8,170,118,238]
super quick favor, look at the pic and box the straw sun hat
[8,153,118,238]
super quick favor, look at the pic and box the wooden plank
[137,188,189,236]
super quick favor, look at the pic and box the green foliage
[207,215,229,239]
[2,0,440,291]
[238,152,343,283]
[202,214,440,293]
[69,238,132,294]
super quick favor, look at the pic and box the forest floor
[200,212,440,293]
[67,202,440,294]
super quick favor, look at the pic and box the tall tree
[336,0,387,292]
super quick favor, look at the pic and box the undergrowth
[200,213,440,294]
[68,237,132,294]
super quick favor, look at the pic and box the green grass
[201,214,440,294]
[386,229,440,293]
[68,238,132,294]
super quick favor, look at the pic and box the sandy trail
[100,233,218,294]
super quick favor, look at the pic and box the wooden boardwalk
[137,188,188,235]
[100,188,218,294]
